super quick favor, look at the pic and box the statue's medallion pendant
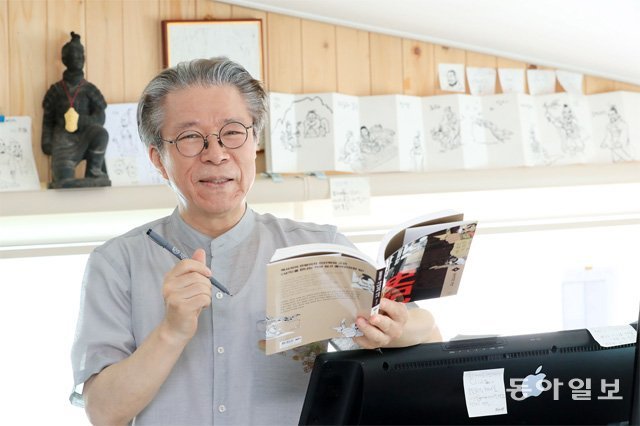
[64,107,80,133]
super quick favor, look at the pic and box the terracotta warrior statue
[42,31,110,188]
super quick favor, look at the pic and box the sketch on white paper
[536,94,593,165]
[527,69,556,95]
[588,91,639,163]
[0,116,40,191]
[438,63,466,93]
[104,103,164,186]
[358,95,426,173]
[498,68,526,94]
[556,70,584,95]
[430,105,462,152]
[163,20,263,80]
[267,93,361,173]
[599,105,632,161]
[543,101,586,155]
[466,67,496,95]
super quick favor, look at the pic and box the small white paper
[527,69,556,95]
[588,324,637,348]
[498,68,526,94]
[556,70,584,95]
[330,176,371,216]
[0,116,40,192]
[439,63,466,93]
[104,103,165,186]
[463,368,508,418]
[466,67,496,95]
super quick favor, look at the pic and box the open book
[264,210,476,354]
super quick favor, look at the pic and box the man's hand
[353,298,409,349]
[159,248,212,345]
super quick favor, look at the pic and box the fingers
[161,248,213,342]
[353,298,408,349]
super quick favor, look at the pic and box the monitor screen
[300,326,637,425]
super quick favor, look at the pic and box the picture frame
[162,19,264,81]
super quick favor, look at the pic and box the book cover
[264,210,476,354]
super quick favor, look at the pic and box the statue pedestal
[48,177,111,189]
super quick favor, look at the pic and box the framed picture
[162,19,264,81]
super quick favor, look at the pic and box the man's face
[150,84,257,230]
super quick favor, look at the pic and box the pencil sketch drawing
[542,100,587,156]
[600,105,632,162]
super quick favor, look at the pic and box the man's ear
[149,145,169,180]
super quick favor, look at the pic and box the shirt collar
[168,206,256,255]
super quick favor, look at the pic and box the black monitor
[631,307,640,425]
[300,326,637,425]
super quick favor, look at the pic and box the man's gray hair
[137,57,268,151]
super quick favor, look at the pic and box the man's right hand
[159,248,213,344]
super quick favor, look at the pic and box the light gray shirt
[71,207,353,425]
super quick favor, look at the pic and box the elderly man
[71,57,440,425]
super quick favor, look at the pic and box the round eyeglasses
[159,121,253,157]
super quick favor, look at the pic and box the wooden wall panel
[45,0,85,90]
[0,0,9,116]
[197,0,231,19]
[370,33,403,94]
[585,76,616,94]
[2,0,639,186]
[402,39,434,96]
[614,81,640,93]
[267,13,302,93]
[85,0,125,104]
[9,0,47,180]
[336,26,370,96]
[123,0,161,102]
[159,0,196,20]
[231,6,269,86]
[301,20,337,93]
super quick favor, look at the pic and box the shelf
[1,162,639,217]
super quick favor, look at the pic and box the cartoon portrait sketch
[302,110,330,138]
[272,96,333,153]
[543,100,587,156]
[333,319,363,338]
[430,106,461,151]
[438,64,465,92]
[600,105,632,162]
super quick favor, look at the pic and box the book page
[265,253,380,355]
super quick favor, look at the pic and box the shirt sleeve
[70,249,135,396]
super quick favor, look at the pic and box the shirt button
[215,292,224,299]
[218,405,226,413]
[217,346,224,354]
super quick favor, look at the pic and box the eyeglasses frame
[158,121,254,157]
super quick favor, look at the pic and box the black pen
[146,228,232,296]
